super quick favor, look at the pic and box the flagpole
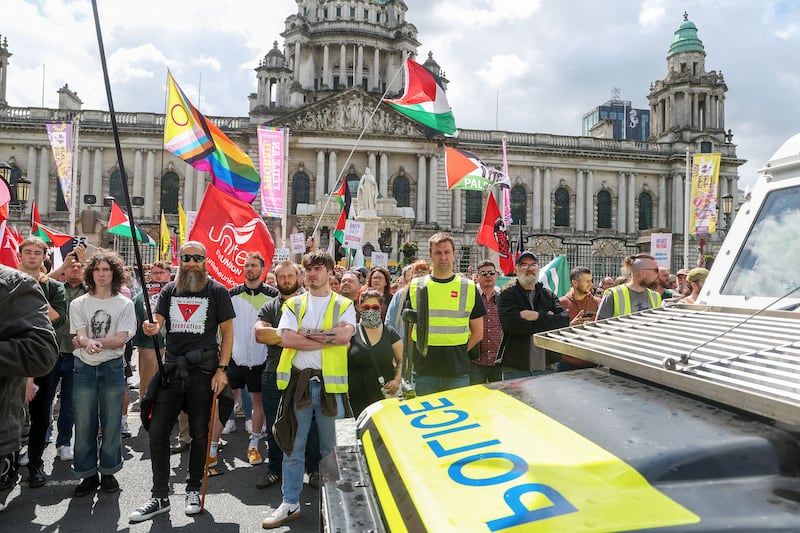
[310,62,404,239]
[68,120,80,236]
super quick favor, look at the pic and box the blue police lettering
[486,484,578,532]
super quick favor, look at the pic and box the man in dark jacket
[0,264,58,496]
[496,251,569,378]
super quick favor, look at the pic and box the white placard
[185,210,197,237]
[273,248,290,262]
[651,232,672,269]
[342,220,365,249]
[370,251,388,268]
[290,232,306,254]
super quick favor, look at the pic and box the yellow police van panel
[362,386,699,532]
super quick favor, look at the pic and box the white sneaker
[244,419,252,433]
[221,420,236,435]
[185,490,202,515]
[57,446,73,461]
[262,502,300,528]
[18,451,28,466]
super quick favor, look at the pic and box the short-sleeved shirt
[155,278,236,356]
[597,286,656,320]
[257,295,289,374]
[70,292,137,365]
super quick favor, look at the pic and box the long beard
[176,269,208,293]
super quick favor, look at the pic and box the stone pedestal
[356,213,380,259]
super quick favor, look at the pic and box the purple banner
[45,122,74,211]
[257,126,285,218]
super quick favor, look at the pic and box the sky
[5,0,800,188]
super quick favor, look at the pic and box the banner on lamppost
[651,232,672,269]
[257,126,285,218]
[45,122,74,210]
[689,153,721,235]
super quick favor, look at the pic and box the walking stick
[201,388,220,511]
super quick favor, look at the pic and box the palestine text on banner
[383,58,456,136]
[45,122,74,211]
[342,219,365,249]
[188,184,275,289]
[257,126,285,218]
[445,147,509,191]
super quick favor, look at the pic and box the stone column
[322,44,330,88]
[328,151,338,191]
[26,145,37,200]
[195,171,206,211]
[133,149,143,199]
[315,150,326,197]
[452,190,462,228]
[373,48,380,91]
[575,169,585,231]
[339,44,347,88]
[184,164,194,210]
[145,150,155,218]
[532,167,541,230]
[79,147,91,208]
[293,42,301,84]
[379,153,388,197]
[585,169,594,232]
[542,168,551,231]
[429,155,439,224]
[617,171,626,233]
[657,174,667,228]
[684,91,692,128]
[672,174,683,233]
[719,96,725,130]
[38,147,50,214]
[627,172,636,234]
[92,148,103,197]
[416,154,427,223]
[703,93,710,130]
[669,93,675,130]
[356,45,363,88]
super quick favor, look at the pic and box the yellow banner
[364,387,699,532]
[689,153,721,235]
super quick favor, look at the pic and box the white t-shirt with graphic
[70,292,136,365]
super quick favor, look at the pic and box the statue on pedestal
[357,167,378,216]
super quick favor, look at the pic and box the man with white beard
[130,241,236,523]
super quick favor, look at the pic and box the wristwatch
[217,365,229,372]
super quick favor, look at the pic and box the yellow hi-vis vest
[409,275,476,346]
[605,284,662,317]
[275,292,352,393]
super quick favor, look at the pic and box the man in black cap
[496,251,569,379]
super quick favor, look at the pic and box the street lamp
[721,193,734,232]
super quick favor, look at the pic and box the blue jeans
[281,379,343,505]
[414,374,470,396]
[72,357,124,477]
[48,353,75,448]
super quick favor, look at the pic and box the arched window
[510,185,527,225]
[347,172,360,198]
[160,172,179,214]
[638,192,653,230]
[56,179,67,211]
[554,187,570,227]
[393,175,410,207]
[465,190,482,223]
[597,190,612,229]
[291,172,310,214]
[109,170,125,203]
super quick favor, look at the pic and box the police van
[319,133,800,532]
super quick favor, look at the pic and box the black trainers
[129,497,170,523]
[101,474,120,493]
[28,464,47,488]
[0,451,19,492]
[74,474,100,497]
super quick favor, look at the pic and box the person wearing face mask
[346,289,403,416]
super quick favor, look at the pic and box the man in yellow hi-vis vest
[407,232,485,396]
[597,253,663,320]
[262,251,356,529]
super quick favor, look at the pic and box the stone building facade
[0,5,742,275]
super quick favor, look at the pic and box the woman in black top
[347,289,403,416]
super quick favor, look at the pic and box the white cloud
[639,0,666,29]
[476,54,530,89]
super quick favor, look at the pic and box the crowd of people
[0,231,709,528]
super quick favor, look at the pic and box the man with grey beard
[130,241,236,523]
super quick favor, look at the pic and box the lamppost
[721,193,734,234]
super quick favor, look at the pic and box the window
[291,172,309,214]
[459,246,472,274]
[638,192,653,230]
[346,173,359,198]
[364,8,368,20]
[109,170,125,203]
[597,190,612,228]
[56,178,67,211]
[393,175,410,207]
[160,172,179,214]
[336,6,341,17]
[350,6,355,18]
[554,187,570,227]
[510,185,527,225]
[465,190,482,223]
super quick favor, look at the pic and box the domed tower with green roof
[647,12,728,145]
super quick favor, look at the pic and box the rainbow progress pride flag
[164,71,260,204]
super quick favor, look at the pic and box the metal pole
[683,147,691,269]
[68,120,80,235]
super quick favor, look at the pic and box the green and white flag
[539,255,570,297]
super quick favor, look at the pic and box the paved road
[1,386,322,532]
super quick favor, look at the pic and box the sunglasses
[360,304,381,311]
[180,254,206,263]
[479,270,497,276]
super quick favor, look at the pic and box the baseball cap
[354,266,368,278]
[515,251,538,265]
[676,268,690,277]
[687,267,709,283]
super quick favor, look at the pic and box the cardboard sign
[371,251,388,268]
[342,220,365,249]
[651,232,672,269]
[273,248,290,262]
[290,232,306,254]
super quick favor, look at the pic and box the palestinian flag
[31,201,72,247]
[445,147,509,192]
[332,179,353,244]
[384,58,456,136]
[108,202,156,247]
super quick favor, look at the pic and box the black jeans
[27,371,54,470]
[148,367,213,497]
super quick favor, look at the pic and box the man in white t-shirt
[261,251,356,529]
